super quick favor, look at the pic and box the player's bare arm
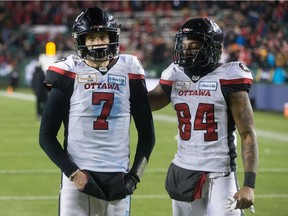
[148,84,170,111]
[229,91,258,173]
[229,90,259,210]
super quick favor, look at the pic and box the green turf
[0,90,288,215]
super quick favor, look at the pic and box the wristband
[69,169,80,181]
[244,172,256,188]
[135,157,147,180]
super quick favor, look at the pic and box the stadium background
[0,1,287,112]
[0,1,288,215]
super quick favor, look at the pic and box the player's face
[181,37,202,57]
[85,32,109,49]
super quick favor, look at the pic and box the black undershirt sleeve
[221,83,251,103]
[129,79,155,169]
[160,83,172,96]
[39,88,78,178]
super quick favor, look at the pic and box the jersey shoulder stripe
[47,66,76,79]
[216,61,253,86]
[160,79,173,86]
[128,73,144,80]
[220,78,253,85]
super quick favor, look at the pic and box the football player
[39,7,155,216]
[148,18,258,215]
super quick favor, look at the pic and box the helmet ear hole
[71,7,120,62]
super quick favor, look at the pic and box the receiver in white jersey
[160,61,253,173]
[149,16,257,216]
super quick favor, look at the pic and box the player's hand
[72,170,88,190]
[233,186,255,210]
[226,196,255,213]
[124,171,140,195]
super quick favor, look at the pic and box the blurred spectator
[150,36,170,77]
[25,59,38,86]
[31,63,48,119]
[272,67,286,84]
[0,1,287,81]
[8,60,19,92]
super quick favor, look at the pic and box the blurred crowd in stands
[0,1,287,88]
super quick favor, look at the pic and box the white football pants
[59,174,130,216]
[172,172,243,216]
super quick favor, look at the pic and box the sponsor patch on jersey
[239,63,251,72]
[108,74,126,86]
[77,74,97,83]
[199,81,217,91]
[175,81,190,90]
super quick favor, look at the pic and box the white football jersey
[47,54,145,173]
[160,62,253,172]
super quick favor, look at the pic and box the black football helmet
[72,7,120,62]
[173,18,223,72]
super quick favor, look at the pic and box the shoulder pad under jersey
[44,55,80,91]
[52,55,82,71]
[218,61,253,81]
[160,63,177,81]
[118,54,145,77]
[159,63,186,86]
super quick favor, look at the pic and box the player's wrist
[69,169,80,181]
[128,170,140,183]
[243,171,256,188]
[131,156,148,182]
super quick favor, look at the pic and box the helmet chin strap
[85,47,112,62]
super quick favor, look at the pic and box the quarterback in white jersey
[148,18,258,216]
[39,7,155,216]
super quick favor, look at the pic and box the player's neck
[84,59,109,69]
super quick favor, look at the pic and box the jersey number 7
[92,92,114,130]
[175,103,218,141]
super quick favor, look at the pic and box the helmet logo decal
[75,12,84,22]
[210,20,222,34]
[182,28,193,33]
[90,25,105,30]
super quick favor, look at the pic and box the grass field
[0,89,288,216]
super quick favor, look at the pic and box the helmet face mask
[174,36,206,68]
[72,7,120,62]
[173,18,224,73]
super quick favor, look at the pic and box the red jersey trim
[128,73,144,80]
[48,66,76,79]
[220,78,252,85]
[160,79,173,86]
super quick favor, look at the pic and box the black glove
[124,170,140,195]
[80,170,106,200]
